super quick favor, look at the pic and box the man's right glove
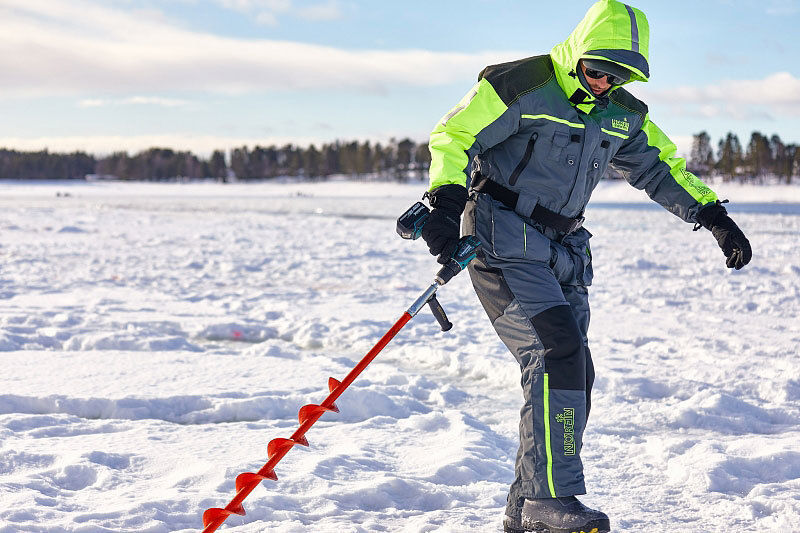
[421,184,468,265]
[696,201,752,270]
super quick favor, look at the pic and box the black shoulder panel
[609,87,648,118]
[477,55,554,106]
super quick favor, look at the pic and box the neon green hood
[550,0,650,108]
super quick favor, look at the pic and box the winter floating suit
[427,0,719,521]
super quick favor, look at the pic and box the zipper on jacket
[508,132,538,186]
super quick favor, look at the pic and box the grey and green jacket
[428,0,717,224]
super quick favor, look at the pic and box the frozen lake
[1,179,799,532]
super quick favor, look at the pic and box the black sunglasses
[584,67,625,86]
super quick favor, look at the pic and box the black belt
[470,171,585,234]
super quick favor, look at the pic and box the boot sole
[505,518,610,533]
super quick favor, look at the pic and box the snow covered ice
[1,179,799,532]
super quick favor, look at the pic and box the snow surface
[1,179,799,532]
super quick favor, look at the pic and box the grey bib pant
[463,195,595,520]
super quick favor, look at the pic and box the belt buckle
[568,216,585,233]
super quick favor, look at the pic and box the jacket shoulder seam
[509,71,555,106]
[609,89,648,119]
[478,55,555,107]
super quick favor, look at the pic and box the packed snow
[1,179,799,532]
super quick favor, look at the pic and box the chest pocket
[548,130,570,161]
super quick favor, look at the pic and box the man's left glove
[696,201,752,270]
[421,184,468,265]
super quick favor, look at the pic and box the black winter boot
[503,496,610,533]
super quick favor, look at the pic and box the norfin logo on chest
[611,117,630,132]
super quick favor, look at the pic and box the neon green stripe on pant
[543,372,556,497]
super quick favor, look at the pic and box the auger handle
[427,294,452,331]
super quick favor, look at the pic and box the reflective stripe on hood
[551,0,650,109]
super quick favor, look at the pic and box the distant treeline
[0,132,798,183]
[0,138,430,182]
[688,131,797,183]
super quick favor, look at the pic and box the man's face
[579,60,611,96]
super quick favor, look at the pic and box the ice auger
[200,202,480,532]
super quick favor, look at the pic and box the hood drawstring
[593,95,609,110]
[568,69,610,110]
[569,69,613,110]
[569,88,589,105]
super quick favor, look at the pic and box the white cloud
[633,72,800,119]
[254,10,279,26]
[78,99,108,109]
[670,135,693,159]
[126,96,188,107]
[716,0,800,16]
[216,0,341,26]
[78,97,189,108]
[297,0,343,21]
[765,0,800,15]
[218,0,292,13]
[0,0,517,97]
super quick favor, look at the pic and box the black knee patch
[530,305,585,390]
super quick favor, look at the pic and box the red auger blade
[256,466,278,481]
[202,508,224,527]
[202,508,232,528]
[298,403,338,425]
[266,438,295,458]
[200,310,415,532]
[235,472,267,493]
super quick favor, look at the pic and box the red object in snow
[200,312,413,532]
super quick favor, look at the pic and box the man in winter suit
[421,1,752,532]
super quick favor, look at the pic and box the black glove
[696,201,752,270]
[421,184,468,264]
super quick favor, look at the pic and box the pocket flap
[552,131,570,147]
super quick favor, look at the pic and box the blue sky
[1,0,798,157]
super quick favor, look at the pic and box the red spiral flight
[200,311,413,532]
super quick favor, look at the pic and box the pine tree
[790,145,800,184]
[744,132,772,183]
[230,147,250,180]
[356,141,373,176]
[414,143,431,181]
[209,150,227,181]
[689,131,714,176]
[395,139,415,182]
[303,144,322,179]
[770,135,789,184]
[716,132,743,182]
